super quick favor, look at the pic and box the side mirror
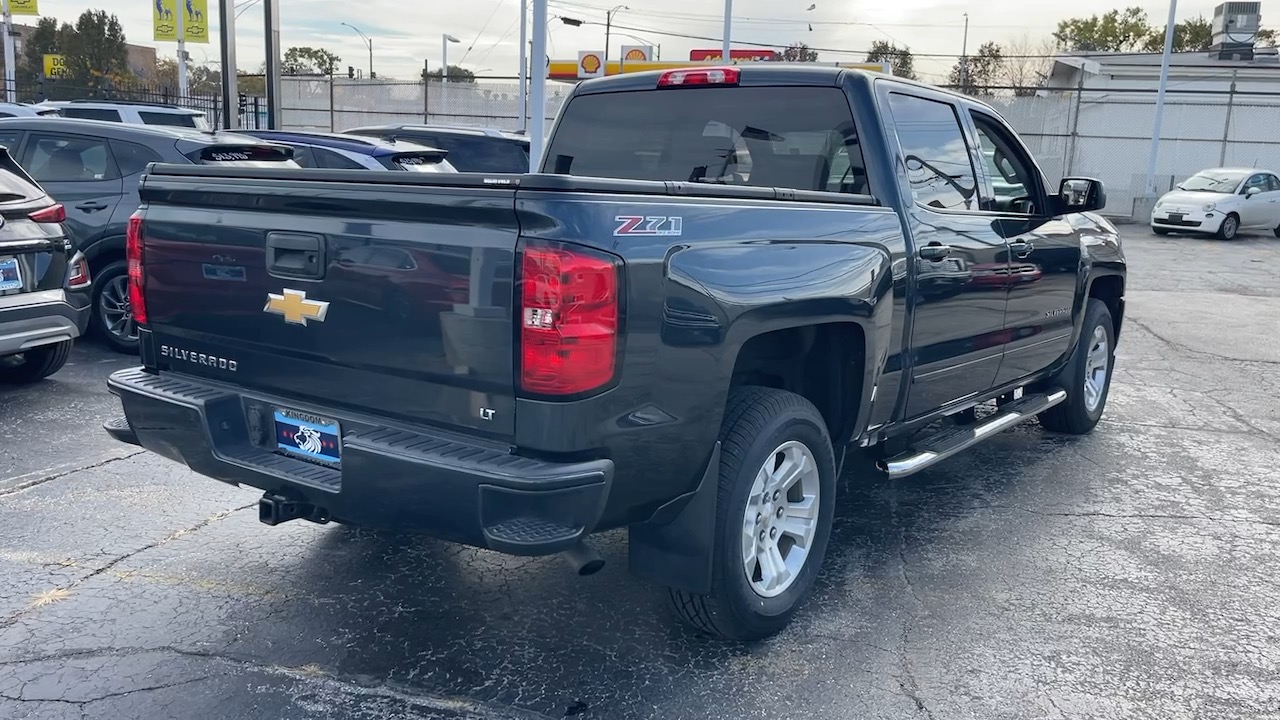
[1246,186,1262,197]
[1058,177,1106,213]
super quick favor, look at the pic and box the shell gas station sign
[551,49,890,81]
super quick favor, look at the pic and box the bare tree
[1000,33,1056,96]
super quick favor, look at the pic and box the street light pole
[442,33,460,83]
[722,0,732,62]
[341,23,374,78]
[530,0,548,171]
[604,5,628,68]
[518,0,528,132]
[1144,0,1178,199]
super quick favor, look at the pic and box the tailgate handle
[266,232,326,279]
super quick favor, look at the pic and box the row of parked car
[0,99,532,382]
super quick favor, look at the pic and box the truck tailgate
[138,170,519,439]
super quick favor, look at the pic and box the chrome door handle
[1010,240,1034,258]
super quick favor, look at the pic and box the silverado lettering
[106,66,1125,643]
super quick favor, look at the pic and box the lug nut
[776,507,784,518]
[769,527,778,539]
[773,490,780,501]
[756,512,762,523]
[759,529,766,541]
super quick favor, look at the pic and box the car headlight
[1203,202,1216,211]
[1155,200,1164,209]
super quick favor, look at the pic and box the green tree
[283,47,342,75]
[60,10,129,85]
[781,42,819,62]
[865,40,917,80]
[153,58,224,96]
[949,41,1004,95]
[18,17,71,85]
[1142,16,1214,52]
[424,65,476,82]
[1053,7,1151,52]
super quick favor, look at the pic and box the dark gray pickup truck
[105,66,1126,640]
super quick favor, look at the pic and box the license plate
[273,408,341,466]
[1168,213,1185,222]
[0,258,21,291]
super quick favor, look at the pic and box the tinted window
[288,145,317,168]
[313,147,365,169]
[1269,175,1280,192]
[418,135,528,173]
[545,86,865,193]
[60,107,123,122]
[0,130,22,150]
[138,111,199,128]
[0,150,44,201]
[887,93,978,211]
[0,112,13,118]
[970,111,1041,214]
[23,134,117,182]
[110,140,164,176]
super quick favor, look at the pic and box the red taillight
[28,203,66,223]
[520,247,618,395]
[67,252,91,289]
[126,212,148,326]
[657,67,740,87]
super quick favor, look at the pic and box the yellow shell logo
[581,54,602,74]
[624,48,647,61]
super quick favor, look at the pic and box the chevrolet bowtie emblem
[264,289,329,326]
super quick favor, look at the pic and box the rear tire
[1217,213,1240,240]
[1039,299,1114,435]
[667,387,836,641]
[92,260,140,355]
[0,340,73,384]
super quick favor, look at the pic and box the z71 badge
[614,215,683,237]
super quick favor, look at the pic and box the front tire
[1151,227,1170,236]
[667,387,836,641]
[0,341,73,384]
[1217,213,1240,240]
[1040,299,1115,434]
[92,260,140,354]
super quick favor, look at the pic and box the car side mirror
[1058,177,1106,213]
[1246,186,1262,197]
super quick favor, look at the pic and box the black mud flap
[627,442,720,595]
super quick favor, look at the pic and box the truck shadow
[275,421,1088,718]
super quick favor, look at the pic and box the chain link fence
[964,86,1280,219]
[275,76,1280,220]
[280,76,571,133]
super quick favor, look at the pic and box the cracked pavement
[1,228,1278,719]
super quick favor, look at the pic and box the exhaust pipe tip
[562,541,605,576]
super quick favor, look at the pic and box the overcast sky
[24,0,1254,82]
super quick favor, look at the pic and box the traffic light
[237,93,247,115]
[348,66,355,79]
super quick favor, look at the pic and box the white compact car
[1151,167,1280,240]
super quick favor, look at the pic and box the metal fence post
[422,60,430,123]
[1064,76,1085,177]
[328,72,336,132]
[1219,70,1238,167]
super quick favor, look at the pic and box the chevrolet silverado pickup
[104,66,1126,641]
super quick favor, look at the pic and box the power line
[548,0,1028,30]
[459,0,508,65]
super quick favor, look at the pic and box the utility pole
[177,1,188,97]
[1145,0,1178,197]
[530,0,548,171]
[959,12,969,90]
[518,0,528,132]
[219,0,239,128]
[722,0,732,62]
[1,0,14,103]
[604,5,628,68]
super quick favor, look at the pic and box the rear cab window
[544,86,867,195]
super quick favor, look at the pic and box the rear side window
[23,134,118,182]
[110,140,164,176]
[138,111,200,128]
[545,86,866,194]
[0,130,22,150]
[886,93,978,211]
[313,147,365,170]
[60,107,123,122]
[417,135,527,173]
[190,145,299,168]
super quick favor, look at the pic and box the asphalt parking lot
[2,227,1279,720]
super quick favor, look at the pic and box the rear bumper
[0,289,91,356]
[106,367,614,555]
